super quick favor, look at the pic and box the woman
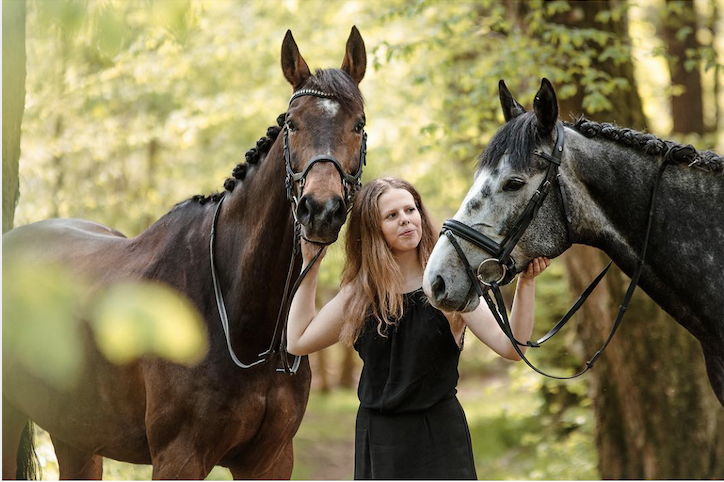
[287,177,550,479]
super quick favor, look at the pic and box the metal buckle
[477,258,508,287]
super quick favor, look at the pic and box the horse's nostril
[431,275,446,302]
[296,196,317,225]
[329,197,346,224]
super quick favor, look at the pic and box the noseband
[283,88,367,218]
[210,88,367,374]
[440,122,670,379]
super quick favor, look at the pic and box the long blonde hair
[339,178,438,345]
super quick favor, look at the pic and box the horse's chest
[215,360,312,467]
[229,364,311,430]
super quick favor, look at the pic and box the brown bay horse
[2,27,367,479]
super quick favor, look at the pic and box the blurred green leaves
[3,259,86,389]
[92,281,207,365]
[3,257,208,389]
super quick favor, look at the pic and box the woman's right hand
[300,238,328,268]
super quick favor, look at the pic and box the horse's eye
[503,178,526,192]
[354,121,365,133]
[286,120,297,132]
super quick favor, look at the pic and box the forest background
[3,0,723,479]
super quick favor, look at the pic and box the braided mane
[191,112,286,205]
[569,117,723,174]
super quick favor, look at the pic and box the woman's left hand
[520,257,551,280]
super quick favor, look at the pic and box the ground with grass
[32,366,596,480]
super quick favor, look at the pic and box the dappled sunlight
[5,0,723,478]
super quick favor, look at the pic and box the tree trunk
[338,346,357,389]
[553,1,724,478]
[142,138,160,229]
[706,0,720,135]
[662,0,705,134]
[2,0,26,234]
[51,116,65,218]
[312,350,330,393]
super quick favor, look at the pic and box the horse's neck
[130,140,298,360]
[565,128,724,340]
[213,142,299,349]
[565,130,658,256]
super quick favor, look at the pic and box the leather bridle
[209,88,367,374]
[284,88,367,218]
[440,122,670,379]
[442,124,571,292]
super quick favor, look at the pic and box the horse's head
[281,27,367,244]
[424,79,571,312]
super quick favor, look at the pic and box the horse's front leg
[149,441,211,480]
[51,435,103,480]
[147,415,225,480]
[229,441,294,480]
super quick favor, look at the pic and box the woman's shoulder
[337,283,356,299]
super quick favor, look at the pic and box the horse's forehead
[464,168,492,203]
[455,166,497,220]
[470,154,510,196]
[317,98,340,117]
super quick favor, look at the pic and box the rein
[441,123,670,379]
[209,88,366,374]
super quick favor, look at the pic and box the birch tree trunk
[3,0,26,234]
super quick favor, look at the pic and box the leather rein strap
[441,123,670,379]
[209,89,366,374]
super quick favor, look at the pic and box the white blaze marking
[454,168,492,220]
[319,98,339,116]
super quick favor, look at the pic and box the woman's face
[377,188,422,256]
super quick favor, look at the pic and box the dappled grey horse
[423,78,724,405]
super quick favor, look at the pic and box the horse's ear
[341,26,366,84]
[281,30,311,91]
[498,80,526,122]
[533,78,559,135]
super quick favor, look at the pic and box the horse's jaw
[423,239,483,313]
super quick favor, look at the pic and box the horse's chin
[301,227,339,245]
[459,284,482,312]
[427,283,481,313]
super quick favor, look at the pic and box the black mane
[477,112,723,174]
[190,113,285,205]
[477,112,540,172]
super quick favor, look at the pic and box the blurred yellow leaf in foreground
[92,281,208,366]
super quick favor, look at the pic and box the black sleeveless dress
[353,289,477,480]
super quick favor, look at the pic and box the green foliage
[464,368,596,479]
[3,258,85,389]
[3,256,208,384]
[92,281,208,365]
[10,0,723,477]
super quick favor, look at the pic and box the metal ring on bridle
[477,258,508,287]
